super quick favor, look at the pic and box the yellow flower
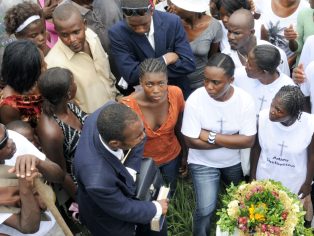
[249,204,255,220]
[254,213,265,221]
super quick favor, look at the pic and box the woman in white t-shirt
[251,85,314,227]
[242,44,295,116]
[181,53,257,236]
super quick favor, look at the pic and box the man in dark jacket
[74,101,168,236]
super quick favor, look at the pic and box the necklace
[237,50,248,64]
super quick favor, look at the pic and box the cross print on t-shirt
[217,118,225,133]
[278,141,287,156]
[258,95,267,112]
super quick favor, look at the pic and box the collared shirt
[99,135,137,181]
[145,18,169,66]
[45,28,118,113]
[145,18,155,50]
[98,135,162,219]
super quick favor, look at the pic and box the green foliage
[167,179,194,236]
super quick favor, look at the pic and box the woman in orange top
[121,58,185,195]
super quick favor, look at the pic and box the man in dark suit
[74,101,168,236]
[108,0,196,98]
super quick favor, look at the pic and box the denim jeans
[159,157,180,197]
[189,163,243,236]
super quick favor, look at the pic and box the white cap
[171,0,209,13]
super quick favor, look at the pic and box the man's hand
[284,24,298,41]
[157,199,169,215]
[292,63,306,84]
[298,182,312,199]
[8,155,42,179]
[19,170,41,189]
[163,52,179,65]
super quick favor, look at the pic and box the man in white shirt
[223,9,290,76]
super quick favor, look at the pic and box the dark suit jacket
[109,10,196,87]
[74,101,156,236]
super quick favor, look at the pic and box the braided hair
[139,58,167,80]
[253,44,281,74]
[275,85,305,120]
[207,53,235,77]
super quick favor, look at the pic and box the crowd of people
[0,0,314,235]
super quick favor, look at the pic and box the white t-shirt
[300,60,314,113]
[223,39,290,76]
[234,67,295,116]
[255,0,309,57]
[298,35,314,69]
[181,86,257,168]
[256,109,314,194]
[0,130,57,236]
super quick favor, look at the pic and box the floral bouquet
[217,180,307,235]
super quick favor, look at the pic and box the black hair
[218,0,250,14]
[206,53,235,77]
[53,3,83,23]
[121,0,150,8]
[4,1,44,35]
[97,103,139,143]
[253,44,281,74]
[1,40,41,93]
[275,85,305,120]
[139,58,167,79]
[7,120,32,132]
[38,67,73,116]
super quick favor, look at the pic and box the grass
[167,178,194,236]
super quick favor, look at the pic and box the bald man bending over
[223,9,289,76]
[45,4,118,113]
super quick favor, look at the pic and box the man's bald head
[52,3,83,23]
[229,9,254,30]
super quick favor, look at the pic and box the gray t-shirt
[187,17,223,90]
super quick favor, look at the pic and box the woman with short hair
[181,53,257,236]
[0,40,45,127]
[4,1,50,55]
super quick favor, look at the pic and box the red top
[121,86,185,165]
[0,94,42,127]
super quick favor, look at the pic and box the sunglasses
[0,128,8,150]
[122,5,152,17]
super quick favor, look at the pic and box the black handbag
[135,157,163,201]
